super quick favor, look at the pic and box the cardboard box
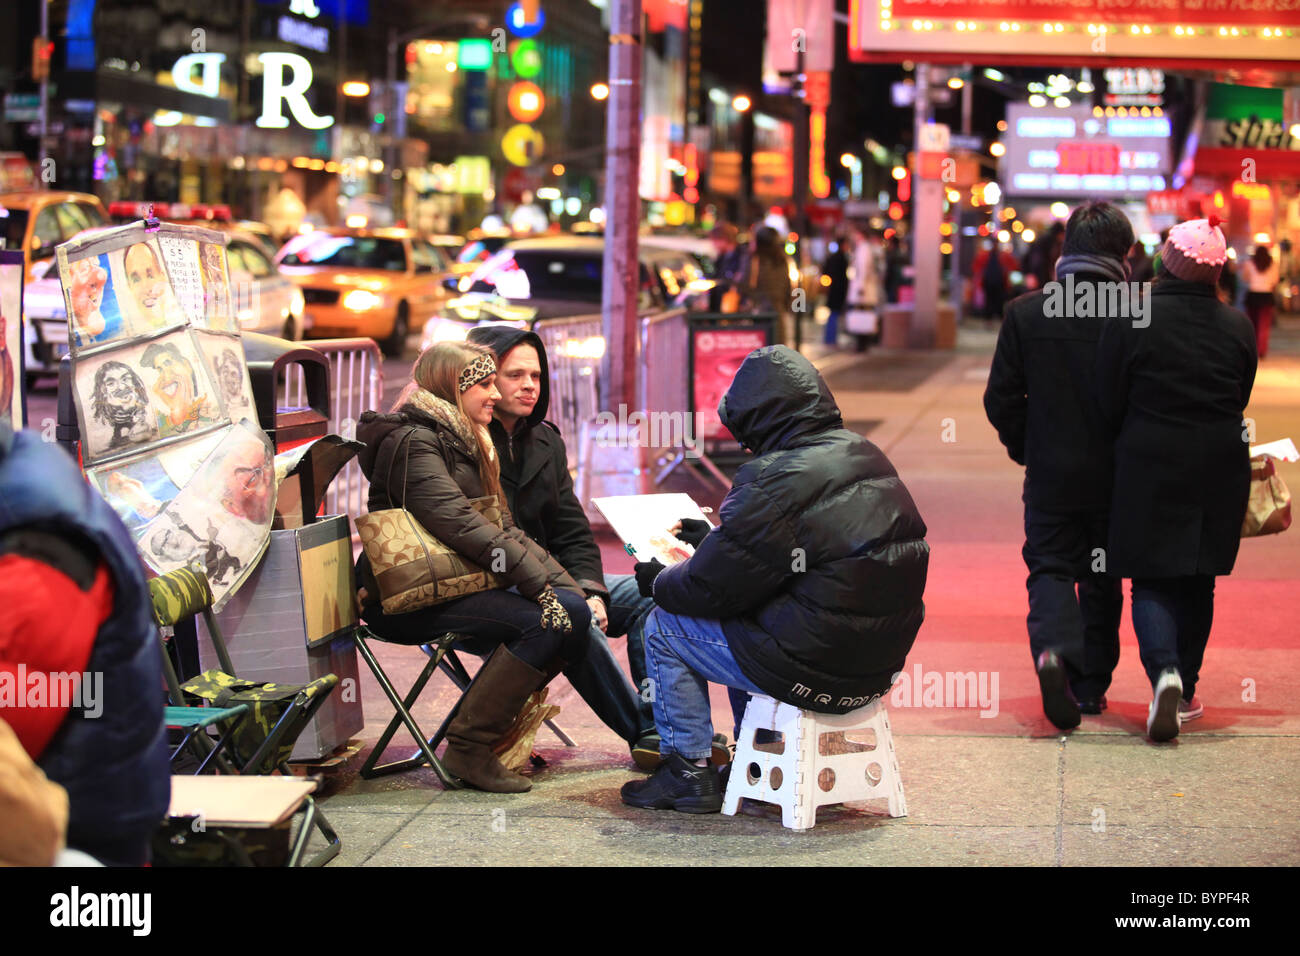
[198,514,363,760]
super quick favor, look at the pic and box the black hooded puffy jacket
[651,346,929,713]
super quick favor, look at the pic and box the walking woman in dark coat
[355,342,590,792]
[1095,216,1257,742]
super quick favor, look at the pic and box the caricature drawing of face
[124,243,170,329]
[220,438,274,525]
[68,257,108,338]
[149,523,199,563]
[215,348,245,406]
[90,360,154,448]
[141,342,198,429]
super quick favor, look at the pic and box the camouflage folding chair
[151,567,249,775]
[148,567,342,866]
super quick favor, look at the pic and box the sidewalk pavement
[316,317,1300,866]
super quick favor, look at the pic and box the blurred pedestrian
[742,225,795,346]
[1022,222,1066,292]
[883,234,906,304]
[1126,241,1155,284]
[844,224,881,351]
[708,222,749,313]
[984,201,1129,729]
[819,231,850,346]
[1096,216,1257,741]
[1239,243,1280,359]
[972,238,1018,320]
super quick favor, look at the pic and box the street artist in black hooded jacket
[621,345,929,813]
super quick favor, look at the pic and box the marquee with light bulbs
[849,0,1300,68]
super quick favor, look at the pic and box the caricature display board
[58,220,275,610]
[0,250,24,428]
[138,420,275,608]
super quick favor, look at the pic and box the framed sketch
[86,429,224,538]
[157,224,237,333]
[0,250,24,428]
[57,223,187,352]
[139,419,276,609]
[194,329,255,423]
[72,328,226,464]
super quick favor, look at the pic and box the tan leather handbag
[355,429,507,614]
[1241,456,1292,538]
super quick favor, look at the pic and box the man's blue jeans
[643,607,764,760]
[552,573,656,744]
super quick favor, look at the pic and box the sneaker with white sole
[1178,695,1204,721]
[1147,668,1183,742]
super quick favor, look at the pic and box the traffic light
[32,36,54,82]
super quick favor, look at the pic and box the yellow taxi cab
[0,190,108,280]
[274,227,450,356]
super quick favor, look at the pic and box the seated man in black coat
[464,325,666,768]
[983,201,1130,729]
[621,346,929,812]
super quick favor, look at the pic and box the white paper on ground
[1249,438,1299,462]
[591,492,714,565]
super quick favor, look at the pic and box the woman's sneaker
[1178,695,1204,721]
[1147,669,1183,742]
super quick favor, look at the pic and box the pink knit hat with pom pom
[1160,215,1227,284]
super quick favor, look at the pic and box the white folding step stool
[722,694,907,830]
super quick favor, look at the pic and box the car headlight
[342,289,384,311]
[290,287,305,318]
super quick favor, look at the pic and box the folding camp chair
[151,569,247,775]
[354,626,575,786]
[354,627,464,786]
[148,567,341,866]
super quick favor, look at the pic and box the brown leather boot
[442,645,547,793]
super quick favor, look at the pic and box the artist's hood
[717,345,843,455]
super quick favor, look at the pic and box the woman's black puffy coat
[356,399,578,599]
[1096,277,1257,576]
[651,346,929,713]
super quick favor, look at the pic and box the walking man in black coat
[983,201,1131,729]
[621,346,929,812]
[465,325,667,768]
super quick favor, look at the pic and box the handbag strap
[384,427,417,511]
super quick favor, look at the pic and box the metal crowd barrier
[278,337,384,522]
[638,307,690,418]
[532,314,605,470]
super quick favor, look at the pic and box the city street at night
[2,0,1300,922]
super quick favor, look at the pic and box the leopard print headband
[458,353,497,392]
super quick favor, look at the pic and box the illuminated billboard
[849,0,1300,67]
[1002,103,1172,198]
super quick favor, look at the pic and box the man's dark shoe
[621,753,723,813]
[1075,695,1108,716]
[1036,650,1081,730]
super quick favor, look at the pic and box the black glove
[634,559,666,597]
[674,518,711,549]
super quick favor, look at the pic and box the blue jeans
[553,573,656,743]
[824,309,842,345]
[643,608,764,760]
[604,573,654,689]
[1131,576,1215,695]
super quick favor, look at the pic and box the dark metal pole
[791,47,809,350]
[600,0,642,414]
[385,28,396,214]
